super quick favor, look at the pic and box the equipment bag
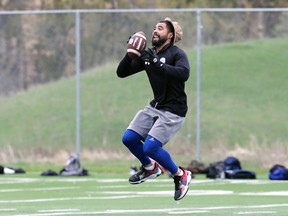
[206,161,225,179]
[268,164,288,180]
[224,156,242,171]
[225,169,256,179]
[59,154,88,176]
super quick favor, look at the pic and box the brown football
[127,31,147,59]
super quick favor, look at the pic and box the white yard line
[0,187,79,193]
[38,209,80,213]
[0,177,286,185]
[0,208,17,212]
[100,190,234,196]
[240,191,288,196]
[8,204,288,216]
[1,189,288,204]
[0,195,142,204]
[1,177,288,216]
[235,211,277,215]
[0,190,234,204]
[168,210,210,214]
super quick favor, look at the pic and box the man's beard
[152,35,168,47]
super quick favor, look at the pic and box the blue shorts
[127,105,185,145]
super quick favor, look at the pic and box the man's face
[152,22,171,47]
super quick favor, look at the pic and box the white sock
[177,169,184,176]
[145,163,155,171]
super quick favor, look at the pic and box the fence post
[75,11,81,159]
[196,10,202,161]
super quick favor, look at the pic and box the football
[127,31,147,59]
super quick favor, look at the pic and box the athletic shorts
[127,105,185,145]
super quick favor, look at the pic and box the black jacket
[116,44,190,117]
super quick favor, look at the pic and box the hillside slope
[0,38,287,164]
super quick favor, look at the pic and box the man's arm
[163,50,190,81]
[116,53,144,78]
[141,48,189,81]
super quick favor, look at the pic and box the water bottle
[220,169,225,180]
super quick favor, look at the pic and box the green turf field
[0,173,288,216]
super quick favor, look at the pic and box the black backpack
[224,156,256,179]
[225,169,256,179]
[207,157,256,179]
[224,156,242,171]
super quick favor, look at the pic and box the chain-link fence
[0,8,287,163]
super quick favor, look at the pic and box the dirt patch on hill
[0,138,287,169]
[0,145,133,164]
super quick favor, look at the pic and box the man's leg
[143,135,178,174]
[122,129,162,184]
[143,135,192,201]
[122,129,150,166]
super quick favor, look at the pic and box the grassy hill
[0,38,287,167]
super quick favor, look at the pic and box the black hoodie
[116,44,190,117]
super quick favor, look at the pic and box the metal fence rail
[0,8,287,161]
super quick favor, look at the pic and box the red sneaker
[129,163,162,184]
[173,167,192,200]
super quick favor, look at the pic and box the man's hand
[141,48,164,69]
[126,32,136,44]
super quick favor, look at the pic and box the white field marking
[135,179,288,187]
[227,180,280,185]
[97,183,176,189]
[0,195,142,204]
[0,187,79,193]
[235,211,276,215]
[0,178,39,184]
[94,178,128,183]
[212,179,287,186]
[8,204,288,216]
[0,190,223,205]
[0,208,16,211]
[240,191,288,196]
[38,209,80,213]
[99,191,173,196]
[1,177,284,185]
[5,189,288,205]
[8,208,194,216]
[32,186,80,191]
[0,189,23,192]
[190,190,234,195]
[96,185,134,189]
[0,178,214,184]
[0,177,98,184]
[168,210,209,214]
[2,189,287,205]
[99,190,234,196]
[0,209,212,216]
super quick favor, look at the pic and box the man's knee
[122,129,143,146]
[143,135,162,156]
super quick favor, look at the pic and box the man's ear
[168,32,173,40]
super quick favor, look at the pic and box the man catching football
[116,17,191,201]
